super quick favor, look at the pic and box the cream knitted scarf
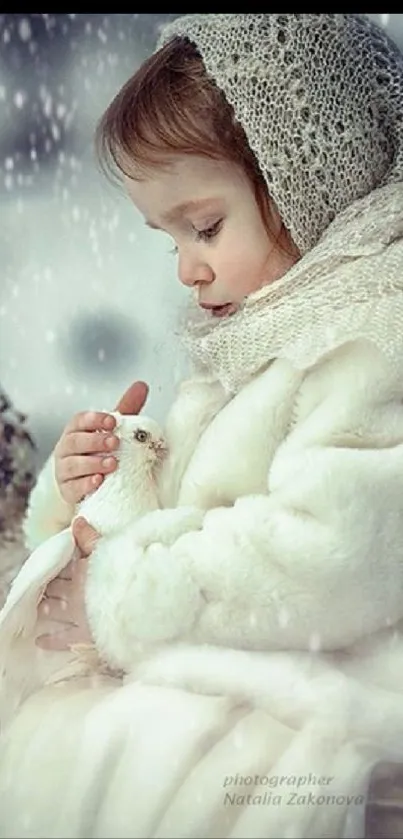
[177,182,403,391]
[157,15,403,393]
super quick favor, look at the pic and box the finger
[115,381,149,415]
[45,578,71,599]
[36,628,89,651]
[62,410,117,437]
[57,430,120,459]
[72,517,99,557]
[35,631,72,651]
[57,474,105,505]
[37,601,75,624]
[38,592,77,622]
[57,453,117,483]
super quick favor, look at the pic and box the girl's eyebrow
[145,197,220,229]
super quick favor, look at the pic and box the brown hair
[95,36,296,254]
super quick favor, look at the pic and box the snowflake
[51,122,61,141]
[18,18,32,41]
[14,91,27,109]
[40,88,53,118]
[56,102,67,119]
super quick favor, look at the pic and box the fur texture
[2,341,403,836]
[83,340,403,670]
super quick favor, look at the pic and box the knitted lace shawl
[157,14,403,392]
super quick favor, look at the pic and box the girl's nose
[178,255,214,288]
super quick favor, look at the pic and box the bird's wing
[0,527,75,648]
[0,528,81,728]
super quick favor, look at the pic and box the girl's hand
[35,517,99,651]
[54,381,149,505]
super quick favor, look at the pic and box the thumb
[115,380,149,415]
[72,517,99,557]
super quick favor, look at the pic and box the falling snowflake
[18,18,32,41]
[51,123,61,141]
[39,87,53,118]
[56,102,67,119]
[13,91,27,109]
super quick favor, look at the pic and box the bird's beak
[151,439,169,459]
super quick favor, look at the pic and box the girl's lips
[212,303,235,318]
[200,302,238,318]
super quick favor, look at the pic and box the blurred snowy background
[0,13,401,468]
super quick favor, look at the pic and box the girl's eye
[195,219,223,242]
[167,219,223,255]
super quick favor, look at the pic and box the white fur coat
[2,337,403,838]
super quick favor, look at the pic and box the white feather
[0,411,167,726]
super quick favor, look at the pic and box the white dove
[0,411,168,727]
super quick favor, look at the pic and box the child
[1,13,403,838]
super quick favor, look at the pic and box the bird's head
[110,412,168,475]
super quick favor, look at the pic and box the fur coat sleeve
[23,453,75,551]
[84,340,403,672]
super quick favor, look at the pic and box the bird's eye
[133,429,149,443]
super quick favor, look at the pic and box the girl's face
[125,155,299,318]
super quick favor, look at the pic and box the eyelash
[168,220,223,255]
[195,219,223,242]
